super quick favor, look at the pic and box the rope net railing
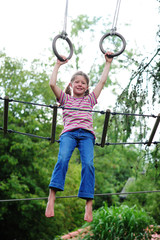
[0,96,159,117]
[0,97,160,203]
[0,96,160,147]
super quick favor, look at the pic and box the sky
[0,0,159,61]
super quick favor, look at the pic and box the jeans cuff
[49,183,64,191]
[78,191,94,199]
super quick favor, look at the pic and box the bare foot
[84,199,93,222]
[45,189,56,218]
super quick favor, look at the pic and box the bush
[83,204,155,240]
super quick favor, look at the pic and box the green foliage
[93,143,140,209]
[70,15,101,70]
[113,49,160,143]
[71,15,100,37]
[0,51,59,105]
[83,204,155,240]
[122,147,160,224]
[92,110,148,210]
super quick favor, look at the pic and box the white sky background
[0,0,159,61]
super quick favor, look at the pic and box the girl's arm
[49,57,68,100]
[93,52,113,99]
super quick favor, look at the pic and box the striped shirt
[58,90,97,137]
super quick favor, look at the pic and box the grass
[82,204,155,240]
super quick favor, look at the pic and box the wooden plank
[147,113,160,146]
[4,96,9,136]
[50,105,58,143]
[101,109,111,147]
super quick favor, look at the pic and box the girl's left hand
[105,51,113,63]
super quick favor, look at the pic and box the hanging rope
[52,0,73,61]
[111,0,121,32]
[99,0,126,58]
[63,0,68,35]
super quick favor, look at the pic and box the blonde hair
[65,71,90,96]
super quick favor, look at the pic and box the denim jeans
[49,128,95,199]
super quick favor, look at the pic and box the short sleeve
[88,92,97,108]
[58,91,67,106]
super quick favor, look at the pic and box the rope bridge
[0,96,160,147]
[0,96,160,203]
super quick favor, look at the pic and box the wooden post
[101,109,111,147]
[50,105,58,143]
[147,113,160,146]
[4,96,9,136]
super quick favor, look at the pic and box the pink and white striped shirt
[58,90,97,137]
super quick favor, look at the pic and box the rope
[111,0,122,32]
[1,190,160,202]
[7,129,51,141]
[95,141,160,146]
[63,0,69,34]
[0,128,159,146]
[5,98,53,109]
[0,97,158,118]
[111,112,158,118]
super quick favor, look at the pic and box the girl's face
[70,75,88,98]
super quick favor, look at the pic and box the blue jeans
[49,128,95,199]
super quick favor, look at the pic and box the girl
[45,52,113,222]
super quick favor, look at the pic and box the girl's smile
[70,75,88,97]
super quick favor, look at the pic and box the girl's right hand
[57,56,68,65]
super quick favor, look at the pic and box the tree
[122,145,160,224]
[0,8,159,239]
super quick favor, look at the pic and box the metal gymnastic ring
[99,32,126,58]
[52,34,73,62]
